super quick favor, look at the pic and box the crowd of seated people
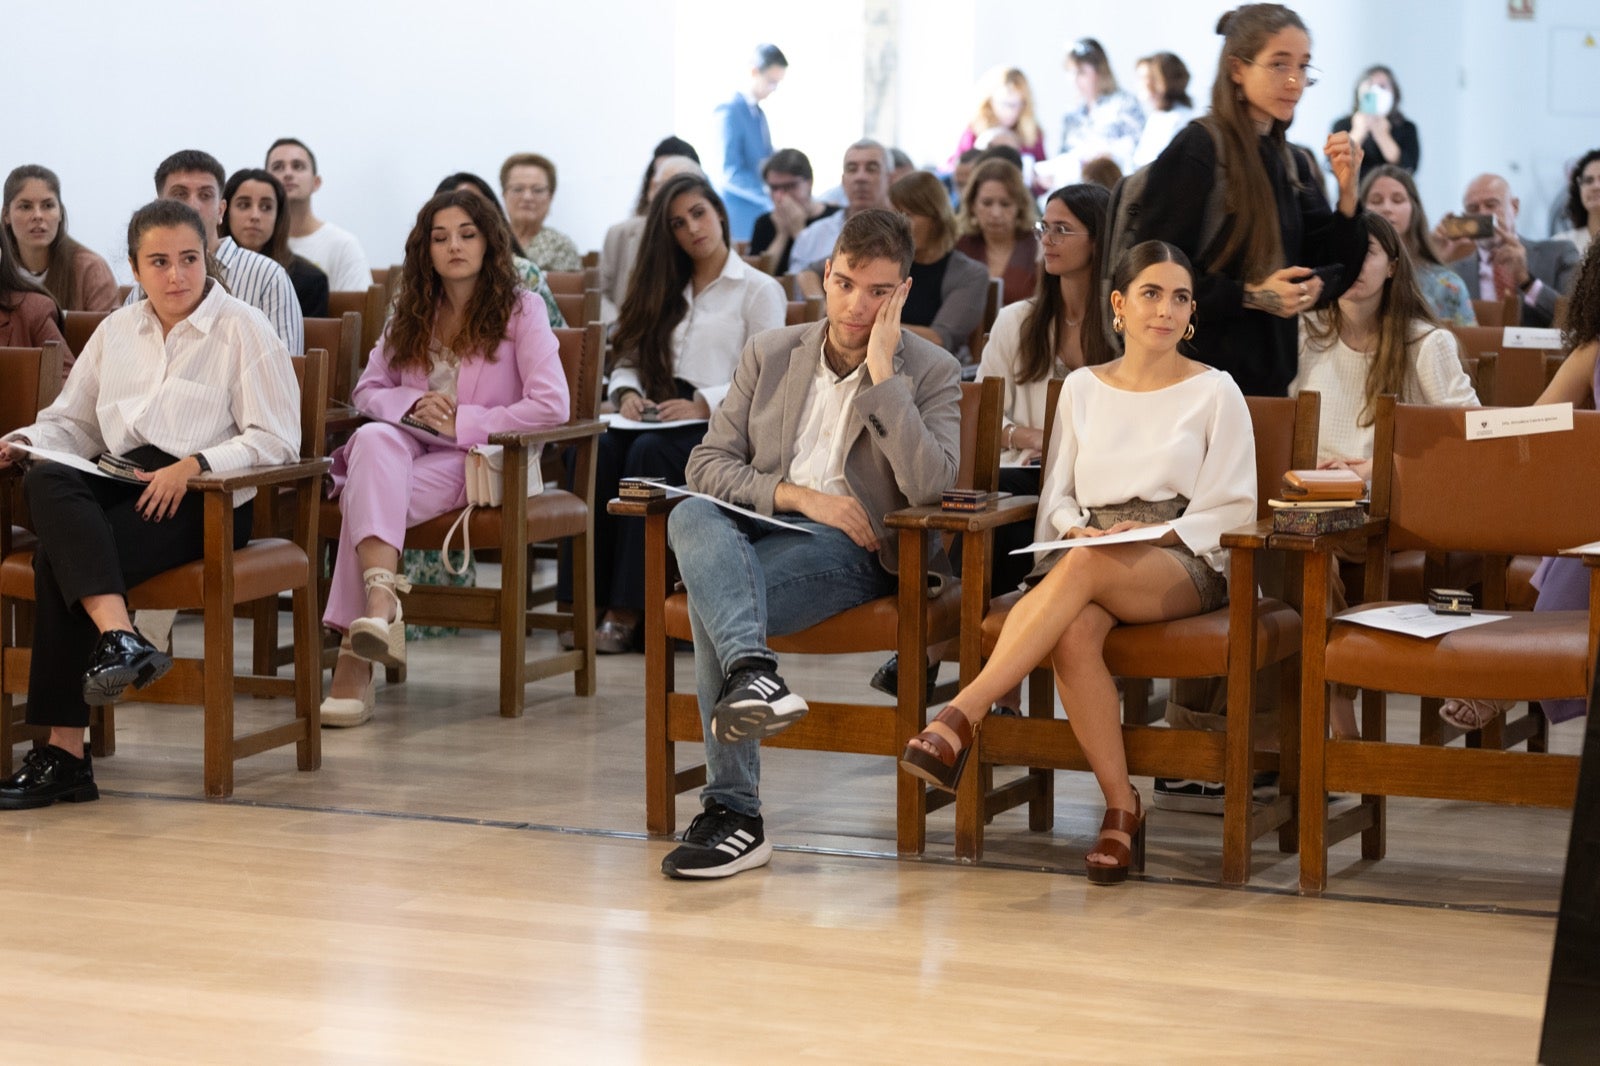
[0,2,1594,896]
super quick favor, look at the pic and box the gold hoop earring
[1183,322,1196,340]
[1112,314,1125,333]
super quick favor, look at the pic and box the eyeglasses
[1034,220,1084,243]
[1243,59,1320,87]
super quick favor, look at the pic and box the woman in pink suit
[321,189,570,726]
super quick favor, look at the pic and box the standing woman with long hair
[1137,3,1368,397]
[1,165,120,313]
[567,173,785,653]
[1360,164,1476,326]
[220,168,329,319]
[951,66,1047,171]
[320,189,570,727]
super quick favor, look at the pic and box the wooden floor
[0,605,1576,1063]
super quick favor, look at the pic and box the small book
[1271,504,1366,536]
[619,476,667,500]
[95,453,147,483]
[1280,468,1365,501]
[941,489,1000,513]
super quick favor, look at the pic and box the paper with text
[1501,326,1563,350]
[602,413,709,431]
[663,485,815,534]
[1337,603,1508,639]
[8,442,110,479]
[1465,402,1573,441]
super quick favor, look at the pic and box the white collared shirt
[608,250,786,411]
[127,237,304,354]
[787,335,867,495]
[13,280,301,503]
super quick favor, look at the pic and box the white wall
[7,1,1592,285]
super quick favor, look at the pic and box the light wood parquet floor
[0,609,1576,1063]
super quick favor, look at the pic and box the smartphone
[1438,214,1494,240]
[1357,88,1380,115]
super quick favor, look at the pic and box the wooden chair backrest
[551,323,606,423]
[581,250,600,270]
[1448,325,1563,407]
[784,297,825,326]
[953,377,1003,495]
[328,284,386,360]
[1039,377,1318,521]
[302,312,362,405]
[0,344,64,435]
[553,290,602,328]
[291,348,330,461]
[546,270,587,295]
[1554,294,1570,331]
[63,309,111,357]
[1471,295,1521,328]
[966,277,1003,362]
[1372,398,1600,556]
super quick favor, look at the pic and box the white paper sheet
[1010,523,1170,555]
[662,484,815,534]
[8,442,112,479]
[1336,603,1509,639]
[1501,326,1563,350]
[1564,539,1600,556]
[601,413,708,431]
[1464,402,1573,441]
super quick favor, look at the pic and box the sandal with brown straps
[1086,790,1146,886]
[899,705,978,793]
[1438,698,1515,731]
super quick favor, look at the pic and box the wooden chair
[783,297,824,326]
[317,324,607,717]
[1,350,332,795]
[581,250,600,270]
[1554,295,1570,332]
[63,310,111,358]
[553,290,602,328]
[966,277,1003,364]
[1471,295,1521,328]
[1283,398,1595,894]
[944,387,1315,883]
[546,269,601,295]
[0,344,64,434]
[1450,326,1564,407]
[328,285,387,364]
[115,285,132,304]
[372,265,402,309]
[612,378,1004,854]
[303,313,363,409]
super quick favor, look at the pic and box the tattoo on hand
[1244,289,1283,313]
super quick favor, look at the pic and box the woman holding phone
[1330,65,1419,179]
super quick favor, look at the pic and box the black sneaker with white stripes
[660,804,772,879]
[710,658,809,743]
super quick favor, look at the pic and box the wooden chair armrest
[1220,518,1277,550]
[888,495,1039,533]
[488,418,608,448]
[1268,516,1388,553]
[607,494,687,518]
[187,458,331,492]
[324,404,365,433]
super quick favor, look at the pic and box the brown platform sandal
[898,706,978,794]
[1085,790,1146,886]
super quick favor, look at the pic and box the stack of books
[619,477,667,501]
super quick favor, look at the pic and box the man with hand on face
[1439,173,1580,329]
[658,209,962,880]
[748,149,837,276]
[132,149,303,353]
[266,137,374,293]
[789,139,894,272]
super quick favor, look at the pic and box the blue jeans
[667,497,893,817]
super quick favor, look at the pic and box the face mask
[1359,84,1395,116]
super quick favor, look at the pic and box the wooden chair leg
[1277,655,1300,855]
[572,525,596,698]
[1026,667,1054,831]
[1360,689,1387,861]
[250,598,278,678]
[202,510,237,799]
[643,512,676,837]
[1298,552,1331,894]
[293,583,321,771]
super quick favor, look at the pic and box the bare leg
[355,537,401,620]
[913,544,1202,757]
[328,637,373,699]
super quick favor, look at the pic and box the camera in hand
[1439,214,1494,241]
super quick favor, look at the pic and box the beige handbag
[442,445,544,575]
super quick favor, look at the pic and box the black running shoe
[660,804,772,879]
[710,659,808,743]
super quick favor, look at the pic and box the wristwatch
[191,453,212,474]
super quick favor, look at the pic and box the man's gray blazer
[1449,237,1581,328]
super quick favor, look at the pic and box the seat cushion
[2,540,308,609]
[662,580,964,654]
[1325,603,1589,699]
[980,598,1300,678]
[1506,555,1540,611]
[321,491,589,548]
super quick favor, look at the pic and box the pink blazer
[352,289,570,448]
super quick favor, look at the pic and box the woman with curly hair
[320,189,570,726]
[1440,239,1600,731]
[1554,148,1600,256]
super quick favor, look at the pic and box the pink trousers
[323,424,467,631]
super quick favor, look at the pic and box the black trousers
[950,465,1040,597]
[22,446,251,728]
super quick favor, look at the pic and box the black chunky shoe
[0,745,99,810]
[82,629,172,706]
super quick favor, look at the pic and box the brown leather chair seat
[320,489,590,551]
[663,579,965,653]
[1325,605,1588,699]
[1506,555,1541,610]
[3,541,308,610]
[980,598,1300,678]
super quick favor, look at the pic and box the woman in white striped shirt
[1291,212,1477,738]
[0,199,301,810]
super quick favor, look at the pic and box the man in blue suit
[716,43,788,243]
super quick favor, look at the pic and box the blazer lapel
[455,350,485,405]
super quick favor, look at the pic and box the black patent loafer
[82,628,172,706]
[0,745,98,809]
[869,653,940,698]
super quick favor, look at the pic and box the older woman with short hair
[499,152,581,271]
[889,170,989,359]
[955,157,1039,307]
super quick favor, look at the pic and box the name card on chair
[1502,326,1563,349]
[1466,402,1573,441]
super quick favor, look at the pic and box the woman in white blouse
[901,241,1256,885]
[567,173,785,653]
[1293,212,1477,737]
[0,198,300,810]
